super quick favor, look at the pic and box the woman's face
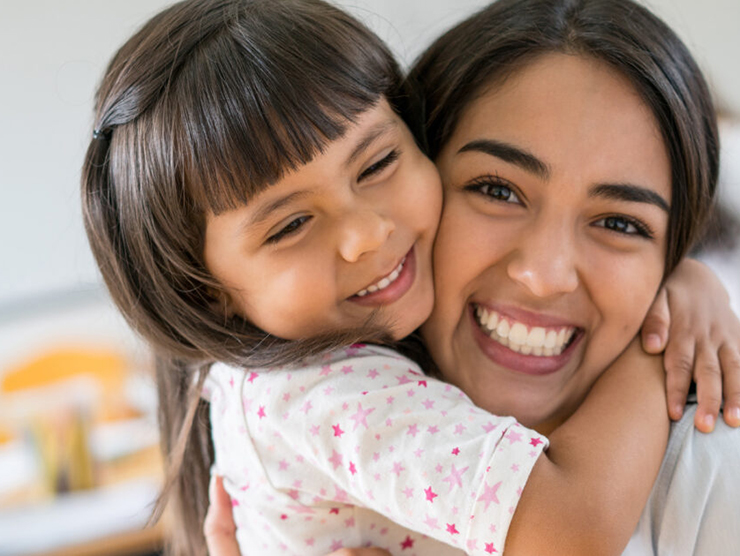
[422,53,672,433]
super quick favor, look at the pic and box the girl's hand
[204,475,240,556]
[641,258,740,432]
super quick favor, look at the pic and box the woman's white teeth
[355,258,405,297]
[475,305,575,356]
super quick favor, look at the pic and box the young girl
[82,0,738,555]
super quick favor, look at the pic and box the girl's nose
[506,220,579,298]
[337,208,395,263]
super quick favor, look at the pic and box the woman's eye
[359,149,400,180]
[266,215,312,244]
[594,215,653,238]
[466,177,522,204]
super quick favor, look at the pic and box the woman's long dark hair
[81,1,406,553]
[408,0,720,276]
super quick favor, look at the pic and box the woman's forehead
[442,53,671,201]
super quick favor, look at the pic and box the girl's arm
[506,338,669,555]
[640,258,740,431]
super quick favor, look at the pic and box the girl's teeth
[355,257,406,297]
[475,305,576,357]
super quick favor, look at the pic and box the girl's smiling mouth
[349,247,417,306]
[469,303,583,375]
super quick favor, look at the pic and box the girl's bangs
[169,20,394,215]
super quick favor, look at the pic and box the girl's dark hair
[408,0,720,276]
[81,0,404,553]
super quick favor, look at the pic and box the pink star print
[446,523,460,535]
[367,369,379,379]
[341,365,354,375]
[505,429,523,444]
[332,424,345,437]
[451,447,460,456]
[348,461,357,475]
[424,486,438,503]
[424,514,440,530]
[330,540,343,551]
[328,450,343,470]
[396,375,413,386]
[349,403,375,431]
[418,380,428,387]
[319,365,332,377]
[530,437,544,447]
[301,401,313,414]
[257,406,266,419]
[310,425,320,436]
[454,423,467,435]
[442,464,469,492]
[400,536,415,550]
[485,542,498,553]
[422,398,435,410]
[427,425,440,435]
[482,421,498,433]
[246,372,259,383]
[477,481,502,511]
[392,461,405,476]
[407,424,420,437]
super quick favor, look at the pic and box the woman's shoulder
[626,404,740,555]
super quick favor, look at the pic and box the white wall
[1,0,738,312]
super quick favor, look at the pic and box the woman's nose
[337,208,395,263]
[506,221,579,298]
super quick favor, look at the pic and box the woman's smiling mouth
[474,305,577,356]
[469,303,583,375]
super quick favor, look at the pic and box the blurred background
[1,1,738,554]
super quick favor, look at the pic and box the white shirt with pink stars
[205,344,548,556]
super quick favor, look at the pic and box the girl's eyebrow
[346,119,398,167]
[243,190,311,232]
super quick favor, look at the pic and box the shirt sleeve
[242,345,548,554]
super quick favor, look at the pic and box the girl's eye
[266,215,312,244]
[359,149,400,181]
[594,215,653,238]
[465,176,522,204]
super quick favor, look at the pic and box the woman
[206,0,739,554]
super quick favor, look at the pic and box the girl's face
[204,99,442,340]
[421,54,671,433]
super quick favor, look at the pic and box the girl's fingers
[641,287,670,354]
[663,336,696,421]
[204,475,240,556]
[693,343,723,433]
[720,343,740,427]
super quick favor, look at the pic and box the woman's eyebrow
[590,183,670,212]
[346,119,398,166]
[458,139,550,179]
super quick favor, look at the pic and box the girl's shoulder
[203,343,422,398]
